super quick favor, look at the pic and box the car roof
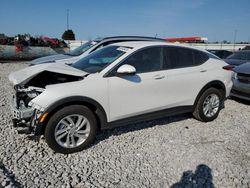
[109,41,210,53]
[208,50,231,52]
[234,50,250,53]
[95,36,166,42]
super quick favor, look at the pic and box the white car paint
[11,41,232,123]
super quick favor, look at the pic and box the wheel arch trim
[35,96,108,135]
[194,80,226,107]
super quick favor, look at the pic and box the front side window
[121,47,162,73]
[72,46,127,73]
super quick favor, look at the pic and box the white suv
[9,41,233,153]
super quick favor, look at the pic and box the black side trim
[102,106,193,130]
[35,96,107,135]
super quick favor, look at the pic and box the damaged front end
[11,86,45,135]
[9,63,86,137]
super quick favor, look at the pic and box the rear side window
[122,47,162,73]
[163,47,208,69]
[193,50,209,65]
[163,47,194,69]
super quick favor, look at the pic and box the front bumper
[230,79,250,100]
[10,96,44,135]
[11,96,34,120]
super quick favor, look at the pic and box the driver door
[107,47,169,121]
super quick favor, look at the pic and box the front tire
[193,88,223,122]
[44,105,97,154]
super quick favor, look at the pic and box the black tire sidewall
[197,88,223,122]
[45,105,97,154]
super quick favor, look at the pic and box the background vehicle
[242,45,250,50]
[208,50,232,59]
[224,50,250,66]
[30,36,166,65]
[9,41,233,153]
[231,62,250,100]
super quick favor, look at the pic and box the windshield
[227,51,250,60]
[71,45,128,73]
[66,41,97,56]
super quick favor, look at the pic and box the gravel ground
[0,61,249,188]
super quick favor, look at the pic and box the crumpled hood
[233,62,250,74]
[9,62,88,86]
[30,54,71,65]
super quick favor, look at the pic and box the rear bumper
[225,80,233,98]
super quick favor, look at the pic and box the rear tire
[44,105,97,154]
[193,88,223,122]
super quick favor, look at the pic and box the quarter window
[165,47,194,69]
[193,50,209,65]
[163,47,208,69]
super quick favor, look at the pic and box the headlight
[232,72,238,80]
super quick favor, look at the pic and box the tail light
[223,65,234,71]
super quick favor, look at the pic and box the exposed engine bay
[15,86,44,108]
[24,71,83,88]
[15,71,83,107]
[11,71,83,135]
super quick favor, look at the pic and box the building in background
[165,36,208,43]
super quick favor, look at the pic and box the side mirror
[117,64,136,75]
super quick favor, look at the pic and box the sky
[1,0,250,42]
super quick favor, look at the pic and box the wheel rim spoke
[76,119,87,130]
[66,134,70,147]
[74,132,87,139]
[76,129,89,134]
[56,131,68,141]
[204,105,209,115]
[55,128,68,136]
[71,135,76,147]
[66,116,75,125]
[61,120,71,127]
[75,115,84,128]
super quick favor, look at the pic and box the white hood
[9,63,88,86]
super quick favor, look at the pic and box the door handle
[153,74,165,80]
[200,69,207,72]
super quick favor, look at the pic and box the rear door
[161,46,210,106]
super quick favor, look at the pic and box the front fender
[34,96,108,136]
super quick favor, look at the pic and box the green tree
[61,29,75,40]
[0,33,6,39]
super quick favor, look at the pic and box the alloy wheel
[54,114,90,148]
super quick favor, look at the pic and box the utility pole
[67,9,69,30]
[233,29,237,51]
